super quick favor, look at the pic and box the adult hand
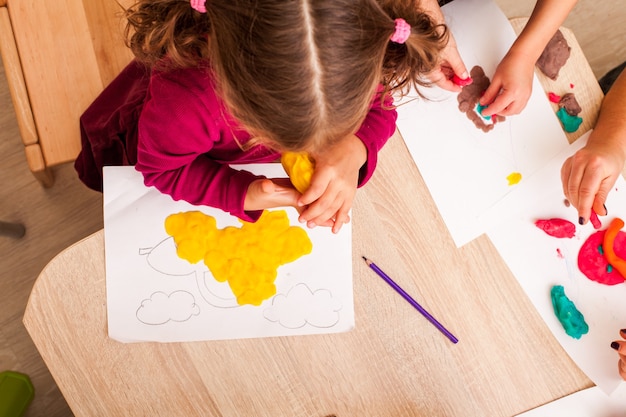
[561,135,625,223]
[297,135,366,234]
[611,329,626,381]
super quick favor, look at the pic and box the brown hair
[125,0,448,152]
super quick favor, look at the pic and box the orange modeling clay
[281,152,315,193]
[603,217,626,280]
[165,210,313,306]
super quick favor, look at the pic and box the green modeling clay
[550,285,588,339]
[556,107,583,133]
[475,103,491,120]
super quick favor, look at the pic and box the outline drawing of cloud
[136,290,201,325]
[139,238,197,277]
[263,283,342,329]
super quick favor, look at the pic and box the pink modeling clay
[589,210,602,229]
[578,229,626,285]
[534,218,576,238]
[548,92,561,103]
[452,74,473,87]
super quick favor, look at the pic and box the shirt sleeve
[354,87,398,186]
[135,71,264,222]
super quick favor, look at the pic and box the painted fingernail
[604,204,608,215]
[612,341,620,350]
[578,217,585,225]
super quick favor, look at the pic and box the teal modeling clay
[550,285,588,339]
[475,103,491,120]
[556,107,583,133]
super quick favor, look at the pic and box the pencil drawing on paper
[136,290,201,325]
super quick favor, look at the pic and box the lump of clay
[536,30,571,80]
[578,229,626,286]
[534,218,576,238]
[550,285,589,339]
[281,152,315,193]
[457,66,506,133]
[558,93,581,116]
[556,107,583,133]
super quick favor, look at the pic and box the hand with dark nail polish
[612,329,626,381]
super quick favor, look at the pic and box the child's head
[126,0,448,152]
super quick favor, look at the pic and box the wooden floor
[0,1,624,416]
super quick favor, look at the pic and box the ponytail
[378,0,450,98]
[125,0,211,69]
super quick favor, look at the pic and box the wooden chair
[0,0,134,187]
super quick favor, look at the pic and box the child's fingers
[431,70,461,92]
[479,81,501,107]
[480,95,509,117]
[331,206,351,234]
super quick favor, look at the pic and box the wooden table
[0,0,133,186]
[23,21,605,417]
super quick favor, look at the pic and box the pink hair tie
[190,0,207,13]
[390,18,411,44]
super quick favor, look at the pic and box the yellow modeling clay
[165,210,313,306]
[281,152,315,193]
[506,172,522,186]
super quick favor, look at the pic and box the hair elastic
[390,18,411,44]
[190,0,207,13]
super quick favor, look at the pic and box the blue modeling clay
[550,285,589,339]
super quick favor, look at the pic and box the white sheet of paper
[103,165,354,343]
[483,131,626,394]
[395,0,569,247]
[514,385,626,417]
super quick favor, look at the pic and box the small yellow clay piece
[165,210,313,306]
[281,152,315,193]
[506,172,522,186]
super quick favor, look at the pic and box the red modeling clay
[579,229,626,285]
[589,210,602,229]
[603,218,626,280]
[570,83,575,88]
[534,218,576,238]
[452,74,473,87]
[548,92,561,103]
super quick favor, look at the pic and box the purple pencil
[363,256,458,344]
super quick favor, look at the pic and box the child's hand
[297,135,367,234]
[560,137,625,223]
[419,0,468,92]
[479,51,535,116]
[431,33,469,93]
[244,178,301,211]
[611,329,626,381]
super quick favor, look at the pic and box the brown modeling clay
[536,29,571,80]
[558,93,582,116]
[457,66,506,132]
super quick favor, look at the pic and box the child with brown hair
[77,0,451,233]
